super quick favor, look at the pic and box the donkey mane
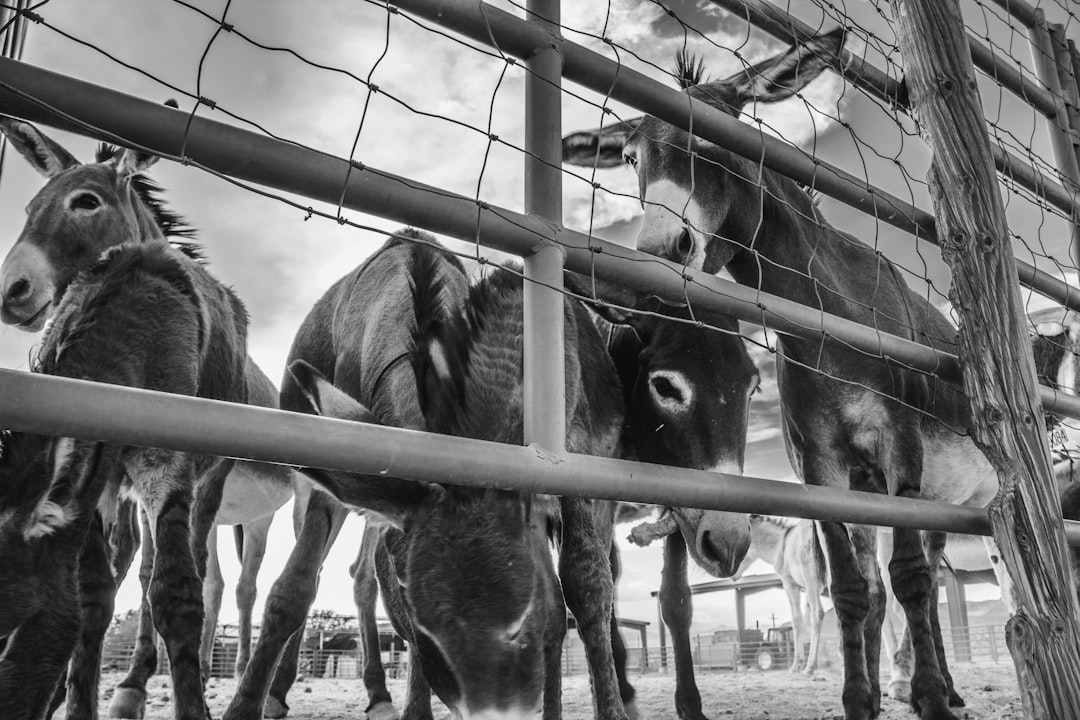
[411,260,524,436]
[409,243,474,432]
[674,50,707,90]
[33,243,199,376]
[94,144,203,260]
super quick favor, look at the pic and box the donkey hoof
[367,702,400,720]
[623,699,643,720]
[263,696,289,719]
[108,688,147,719]
[947,690,966,708]
[888,680,911,703]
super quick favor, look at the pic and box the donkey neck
[720,172,922,342]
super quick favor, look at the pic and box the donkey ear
[564,271,642,324]
[288,360,381,425]
[0,118,80,177]
[23,438,103,540]
[297,466,429,529]
[113,148,159,179]
[724,27,844,109]
[562,117,642,168]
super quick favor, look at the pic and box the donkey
[226,233,469,720]
[599,299,756,720]
[879,317,1080,704]
[736,516,827,675]
[0,117,298,704]
[0,239,247,720]
[563,28,996,720]
[279,256,640,720]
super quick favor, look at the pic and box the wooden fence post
[892,1,1080,717]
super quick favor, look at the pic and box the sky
[2,0,1077,644]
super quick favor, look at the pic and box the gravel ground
[82,661,1024,720]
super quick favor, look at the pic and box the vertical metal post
[1030,11,1080,268]
[523,0,565,453]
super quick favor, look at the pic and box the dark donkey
[0,240,247,720]
[600,299,757,720]
[282,255,637,720]
[226,232,468,720]
[0,120,250,720]
[564,29,996,720]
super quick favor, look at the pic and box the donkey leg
[0,599,81,720]
[879,535,913,702]
[65,515,116,720]
[558,496,626,720]
[817,519,874,720]
[852,526,886,718]
[201,526,225,681]
[803,587,825,675]
[660,532,709,720]
[922,532,964,708]
[235,517,271,679]
[375,531,433,720]
[353,522,397,720]
[225,490,348,720]
[609,541,638,720]
[781,581,805,673]
[110,509,158,720]
[146,464,227,720]
[889,525,955,720]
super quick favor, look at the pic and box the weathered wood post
[892,1,1080,716]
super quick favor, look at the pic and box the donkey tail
[810,521,831,598]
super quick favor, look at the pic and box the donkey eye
[651,376,682,402]
[623,152,638,169]
[70,193,102,211]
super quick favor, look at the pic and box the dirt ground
[88,662,1024,720]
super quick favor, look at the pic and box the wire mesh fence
[4,0,1080,713]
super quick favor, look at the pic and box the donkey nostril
[5,278,31,303]
[677,228,693,261]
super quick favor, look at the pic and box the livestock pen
[3,0,1080,718]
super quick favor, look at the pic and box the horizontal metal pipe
[967,33,1058,118]
[709,0,1080,232]
[388,0,1080,318]
[988,0,1041,29]
[4,369,1080,544]
[3,59,1080,421]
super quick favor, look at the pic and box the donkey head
[606,300,757,575]
[0,434,107,636]
[563,29,844,274]
[290,360,557,719]
[290,325,559,720]
[0,118,184,331]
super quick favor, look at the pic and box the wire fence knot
[197,96,217,110]
[18,8,43,23]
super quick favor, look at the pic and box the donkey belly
[216,460,294,525]
[920,430,997,508]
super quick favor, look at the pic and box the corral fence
[106,623,1012,680]
[4,0,1080,712]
